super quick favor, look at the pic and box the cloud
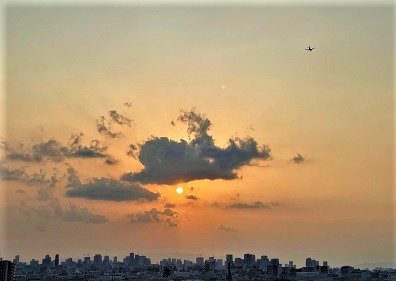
[162,208,178,217]
[124,102,132,108]
[105,157,119,165]
[96,110,133,138]
[65,133,108,158]
[0,163,25,181]
[164,203,176,208]
[292,153,305,163]
[186,195,199,201]
[126,144,138,159]
[61,204,109,224]
[108,110,133,127]
[96,116,122,139]
[36,187,53,201]
[27,169,59,188]
[20,199,108,224]
[66,178,160,202]
[65,164,81,187]
[127,208,178,227]
[225,201,278,209]
[31,139,65,162]
[122,109,271,185]
[24,169,61,201]
[3,134,109,162]
[218,224,237,232]
[166,219,177,227]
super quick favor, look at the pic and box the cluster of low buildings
[1,253,395,281]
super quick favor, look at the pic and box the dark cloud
[66,178,160,202]
[218,224,237,232]
[127,208,162,223]
[292,153,305,163]
[66,134,108,158]
[108,110,133,127]
[164,203,176,208]
[96,116,122,139]
[0,163,25,181]
[31,139,65,162]
[122,109,270,185]
[3,134,109,162]
[105,157,119,165]
[3,142,34,162]
[96,110,133,138]
[126,208,177,227]
[186,195,199,201]
[126,144,138,159]
[162,208,178,217]
[225,201,278,209]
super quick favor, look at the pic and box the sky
[0,4,394,267]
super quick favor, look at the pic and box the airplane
[305,46,315,51]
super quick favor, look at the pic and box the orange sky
[0,4,394,267]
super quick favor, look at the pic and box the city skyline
[1,3,394,268]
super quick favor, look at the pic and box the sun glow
[176,186,184,194]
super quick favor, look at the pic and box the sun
[176,186,184,195]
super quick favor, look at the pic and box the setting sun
[176,186,184,195]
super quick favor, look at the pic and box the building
[54,254,59,268]
[244,254,256,267]
[0,260,15,281]
[225,254,233,264]
[196,257,204,266]
[93,254,102,267]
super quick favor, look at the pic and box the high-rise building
[103,256,110,264]
[113,256,117,263]
[244,254,256,267]
[0,261,15,281]
[196,257,204,266]
[42,255,52,268]
[93,254,102,267]
[216,259,223,269]
[226,254,233,264]
[83,256,91,265]
[271,258,279,266]
[54,254,59,267]
[12,255,20,265]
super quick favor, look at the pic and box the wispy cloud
[225,201,279,209]
[218,224,237,232]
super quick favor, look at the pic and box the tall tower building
[0,261,15,281]
[54,254,60,267]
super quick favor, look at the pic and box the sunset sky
[1,4,394,267]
